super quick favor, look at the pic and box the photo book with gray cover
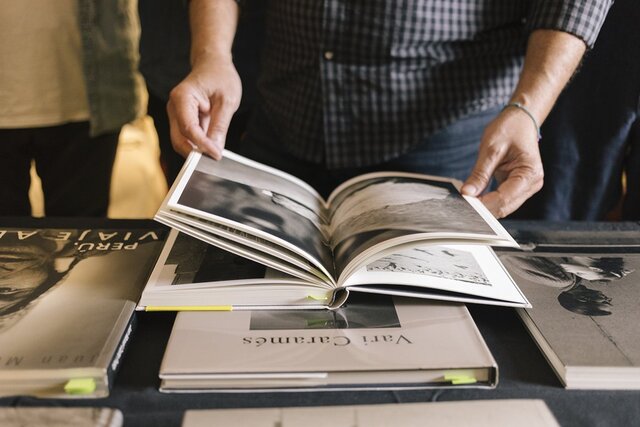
[151,150,528,310]
[0,225,166,398]
[159,294,498,392]
[497,228,640,389]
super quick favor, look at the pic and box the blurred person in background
[0,0,144,217]
[138,0,264,186]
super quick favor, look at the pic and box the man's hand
[461,108,544,218]
[461,29,587,218]
[167,0,241,160]
[167,58,242,160]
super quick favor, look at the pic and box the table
[2,219,639,426]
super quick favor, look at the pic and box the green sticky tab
[444,373,477,385]
[306,294,329,301]
[64,378,96,395]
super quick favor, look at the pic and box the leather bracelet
[502,102,542,141]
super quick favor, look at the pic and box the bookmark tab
[145,306,233,312]
[64,378,96,395]
[444,373,477,385]
[306,295,329,301]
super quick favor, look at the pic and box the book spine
[105,313,138,391]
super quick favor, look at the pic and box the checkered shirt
[242,0,612,169]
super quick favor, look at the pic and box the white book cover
[181,399,559,427]
[160,295,497,392]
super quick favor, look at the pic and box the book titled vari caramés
[159,294,498,392]
[0,224,166,398]
[149,150,528,310]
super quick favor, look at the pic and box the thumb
[461,146,501,197]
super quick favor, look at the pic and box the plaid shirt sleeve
[526,0,613,48]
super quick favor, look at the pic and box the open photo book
[149,150,529,310]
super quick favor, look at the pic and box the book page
[344,245,529,306]
[327,173,504,275]
[167,152,335,277]
[156,213,327,286]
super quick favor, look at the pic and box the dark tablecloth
[1,219,639,427]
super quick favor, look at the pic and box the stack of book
[144,150,528,392]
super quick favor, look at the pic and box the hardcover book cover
[498,228,640,389]
[0,226,166,398]
[160,294,497,392]
[182,400,559,427]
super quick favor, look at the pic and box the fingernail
[211,135,225,152]
[209,148,222,160]
[461,184,477,196]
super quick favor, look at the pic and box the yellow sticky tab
[444,374,477,385]
[306,295,329,301]
[64,378,96,395]
[145,306,233,312]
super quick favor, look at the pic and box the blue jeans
[237,105,500,198]
[513,0,640,220]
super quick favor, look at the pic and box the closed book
[181,400,559,427]
[159,294,497,392]
[498,227,640,389]
[0,225,166,398]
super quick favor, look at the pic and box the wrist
[191,49,234,69]
[502,102,542,141]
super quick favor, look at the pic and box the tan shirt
[0,0,90,128]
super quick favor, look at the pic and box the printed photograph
[502,254,635,316]
[500,249,640,369]
[0,228,164,368]
[249,294,400,330]
[367,246,490,286]
[177,170,333,272]
[165,232,267,285]
[194,153,325,220]
[330,177,494,249]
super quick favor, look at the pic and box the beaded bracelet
[502,102,542,141]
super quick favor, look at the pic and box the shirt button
[323,51,334,61]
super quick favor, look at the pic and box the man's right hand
[167,57,242,160]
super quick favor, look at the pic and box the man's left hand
[461,107,544,218]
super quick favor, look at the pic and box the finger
[169,87,222,160]
[205,96,239,153]
[461,143,503,197]
[168,105,195,158]
[479,169,543,218]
